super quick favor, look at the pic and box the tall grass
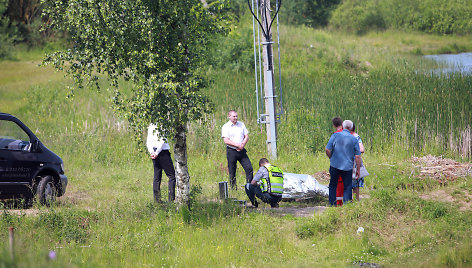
[202,26,472,159]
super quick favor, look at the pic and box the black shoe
[270,203,279,208]
[252,200,258,208]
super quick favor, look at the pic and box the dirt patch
[1,208,42,216]
[410,155,472,184]
[420,189,472,211]
[57,190,91,206]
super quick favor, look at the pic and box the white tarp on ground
[282,172,329,199]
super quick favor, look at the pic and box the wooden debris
[410,155,472,182]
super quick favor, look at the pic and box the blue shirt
[326,129,361,171]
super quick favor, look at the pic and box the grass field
[0,25,471,267]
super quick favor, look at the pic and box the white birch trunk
[174,124,190,204]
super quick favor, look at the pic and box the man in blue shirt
[325,120,361,205]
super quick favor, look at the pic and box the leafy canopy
[42,0,228,137]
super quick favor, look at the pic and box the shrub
[282,0,342,28]
[330,0,472,35]
[0,0,19,59]
[329,0,386,34]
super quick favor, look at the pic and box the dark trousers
[245,183,282,207]
[226,147,253,189]
[152,150,176,202]
[328,166,352,206]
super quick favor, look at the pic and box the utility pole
[250,0,279,159]
[261,0,278,159]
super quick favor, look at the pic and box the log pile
[411,155,472,182]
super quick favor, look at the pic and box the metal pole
[248,0,281,159]
[260,0,278,159]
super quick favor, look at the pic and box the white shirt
[221,120,248,149]
[146,124,170,155]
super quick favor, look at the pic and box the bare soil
[420,189,472,211]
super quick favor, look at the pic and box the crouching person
[245,158,284,208]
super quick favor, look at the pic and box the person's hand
[236,144,244,151]
[150,153,157,159]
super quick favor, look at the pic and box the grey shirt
[252,166,269,183]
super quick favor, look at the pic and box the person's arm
[236,134,249,151]
[250,167,265,185]
[325,148,332,158]
[357,135,365,153]
[355,155,361,179]
[153,139,165,156]
[147,127,157,158]
[147,125,166,159]
[354,140,361,178]
[325,134,335,158]
[359,143,365,154]
[223,137,240,148]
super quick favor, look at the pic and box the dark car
[0,113,67,206]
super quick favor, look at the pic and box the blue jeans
[245,183,282,207]
[329,166,352,206]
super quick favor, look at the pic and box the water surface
[424,52,472,75]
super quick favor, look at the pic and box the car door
[0,119,38,186]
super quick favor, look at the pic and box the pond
[424,52,472,75]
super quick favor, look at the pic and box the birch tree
[42,0,227,204]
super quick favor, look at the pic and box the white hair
[342,120,354,131]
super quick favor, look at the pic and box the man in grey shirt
[245,158,283,208]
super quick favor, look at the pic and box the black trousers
[152,150,176,202]
[226,147,253,189]
[245,183,282,207]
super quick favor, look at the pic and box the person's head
[228,110,238,124]
[342,120,354,131]
[332,117,342,129]
[351,122,356,133]
[259,158,270,167]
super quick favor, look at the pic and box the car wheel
[37,175,56,206]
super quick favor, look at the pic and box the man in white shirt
[221,110,253,190]
[147,123,176,202]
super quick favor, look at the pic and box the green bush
[0,0,19,59]
[329,0,386,34]
[209,24,255,71]
[281,0,341,28]
[330,0,472,35]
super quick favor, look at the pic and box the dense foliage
[41,0,228,203]
[0,0,17,59]
[330,0,472,35]
[281,0,341,28]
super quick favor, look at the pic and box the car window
[0,120,30,150]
